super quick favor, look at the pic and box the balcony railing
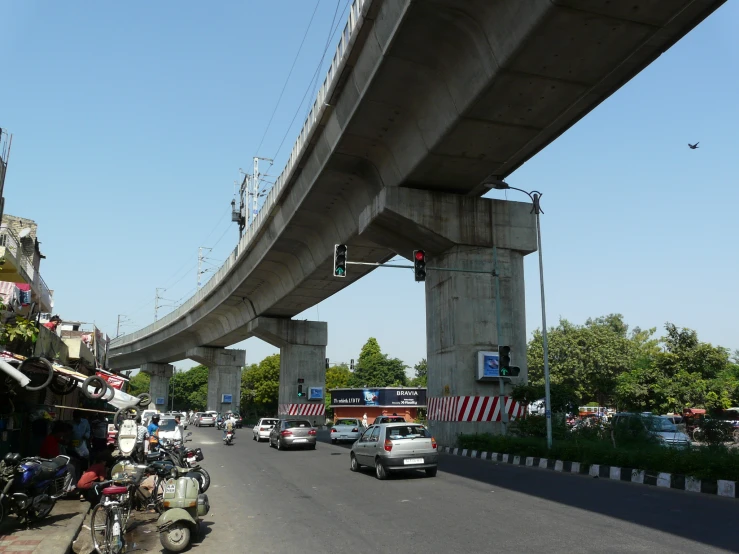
[111,0,372,348]
[0,227,53,312]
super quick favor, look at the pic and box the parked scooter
[157,471,210,552]
[148,434,210,493]
[0,452,72,525]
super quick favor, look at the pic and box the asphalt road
[179,426,739,554]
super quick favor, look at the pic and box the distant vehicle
[372,416,406,425]
[190,412,202,425]
[330,418,364,444]
[197,413,216,427]
[233,414,243,428]
[611,413,691,448]
[157,417,184,443]
[140,409,159,425]
[253,418,279,442]
[350,423,438,479]
[269,419,316,450]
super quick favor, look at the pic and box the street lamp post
[486,179,553,449]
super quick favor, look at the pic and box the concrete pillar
[186,347,246,415]
[140,362,174,411]
[357,186,537,445]
[246,317,327,421]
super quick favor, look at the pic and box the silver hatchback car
[269,419,317,450]
[350,423,438,479]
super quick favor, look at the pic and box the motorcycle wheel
[82,376,109,400]
[18,357,55,391]
[48,374,77,396]
[114,403,142,429]
[137,393,151,408]
[160,522,191,553]
[28,495,55,520]
[190,468,210,493]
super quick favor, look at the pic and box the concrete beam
[140,362,174,411]
[358,187,537,259]
[185,347,246,415]
[247,317,327,421]
[246,317,328,349]
[359,187,536,445]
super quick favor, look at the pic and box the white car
[156,417,184,444]
[253,418,279,442]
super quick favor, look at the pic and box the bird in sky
[689,142,699,149]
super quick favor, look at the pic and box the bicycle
[90,476,139,554]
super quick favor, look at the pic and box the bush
[695,419,736,445]
[457,433,739,482]
[509,414,568,440]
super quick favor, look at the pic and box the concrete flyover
[109,0,725,435]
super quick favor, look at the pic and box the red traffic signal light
[413,250,426,282]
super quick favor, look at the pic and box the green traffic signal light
[334,244,347,278]
[499,346,511,375]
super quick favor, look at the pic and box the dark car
[372,415,406,425]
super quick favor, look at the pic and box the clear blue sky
[1,1,737,375]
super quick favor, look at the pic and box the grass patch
[457,433,739,482]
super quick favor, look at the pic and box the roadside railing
[111,0,372,348]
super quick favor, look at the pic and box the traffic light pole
[345,261,495,274]
[493,246,508,435]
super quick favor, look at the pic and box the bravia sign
[330,388,426,407]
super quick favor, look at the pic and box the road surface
[148,426,738,553]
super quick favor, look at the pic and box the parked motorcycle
[150,435,209,493]
[0,452,72,525]
[157,471,210,552]
[223,430,234,445]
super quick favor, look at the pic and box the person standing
[147,414,160,452]
[362,413,368,428]
[134,416,149,462]
[90,413,108,453]
[70,410,91,471]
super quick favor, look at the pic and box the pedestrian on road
[362,413,368,428]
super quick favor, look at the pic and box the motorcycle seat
[38,456,68,479]
[102,485,128,496]
[146,452,162,461]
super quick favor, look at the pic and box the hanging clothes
[15,283,31,306]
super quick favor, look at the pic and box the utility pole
[197,247,213,289]
[116,314,131,338]
[0,128,12,224]
[252,157,273,227]
[155,288,165,321]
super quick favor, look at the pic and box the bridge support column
[246,317,327,423]
[140,362,174,411]
[186,347,246,415]
[358,187,537,446]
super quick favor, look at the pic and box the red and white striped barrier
[278,403,326,417]
[427,396,526,422]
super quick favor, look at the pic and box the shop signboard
[330,388,426,407]
[96,370,127,390]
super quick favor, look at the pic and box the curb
[62,504,91,554]
[441,446,738,499]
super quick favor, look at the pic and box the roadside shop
[329,387,427,423]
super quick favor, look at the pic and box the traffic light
[350,359,354,370]
[499,346,521,377]
[499,346,511,375]
[333,244,347,277]
[297,384,304,397]
[297,378,304,384]
[413,249,426,282]
[325,358,330,369]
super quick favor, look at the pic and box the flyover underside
[109,0,724,370]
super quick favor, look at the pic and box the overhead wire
[270,0,345,163]
[253,0,322,156]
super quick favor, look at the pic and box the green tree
[528,314,637,405]
[241,354,280,416]
[127,372,150,397]
[170,365,209,412]
[409,358,427,387]
[350,338,408,387]
[326,363,351,390]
